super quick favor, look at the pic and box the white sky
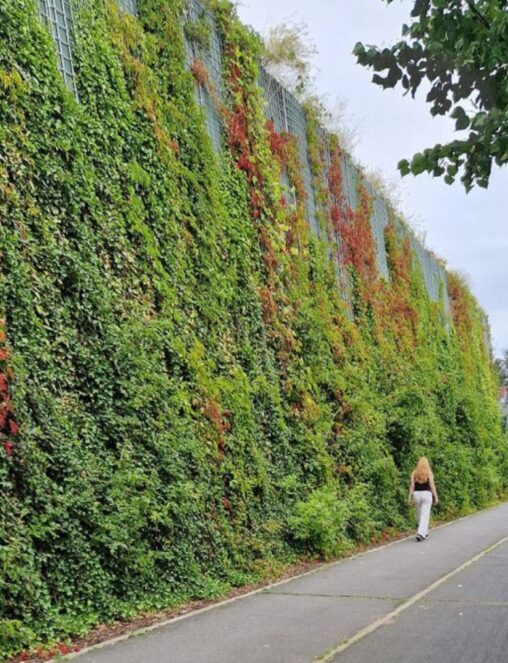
[236,0,507,358]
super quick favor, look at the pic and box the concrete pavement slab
[268,504,508,601]
[420,539,508,604]
[330,539,508,663]
[331,603,508,663]
[77,593,399,663]
[70,502,508,663]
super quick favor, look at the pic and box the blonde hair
[413,457,432,483]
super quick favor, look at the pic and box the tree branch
[464,0,491,30]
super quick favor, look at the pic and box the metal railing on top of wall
[119,0,137,16]
[184,0,223,153]
[182,1,450,311]
[38,0,78,97]
[37,0,450,313]
[38,1,139,97]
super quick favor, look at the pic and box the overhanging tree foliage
[354,0,508,191]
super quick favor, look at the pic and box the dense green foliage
[354,0,508,190]
[0,0,505,657]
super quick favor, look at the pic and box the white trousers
[413,491,433,537]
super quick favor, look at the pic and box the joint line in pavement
[314,534,508,663]
[265,590,406,602]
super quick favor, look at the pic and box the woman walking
[408,457,438,541]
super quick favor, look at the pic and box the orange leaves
[384,226,411,287]
[199,397,233,462]
[327,140,350,234]
[260,286,278,323]
[325,141,377,295]
[381,225,420,347]
[190,58,210,87]
[265,120,304,198]
[266,119,290,164]
[447,272,473,338]
[337,185,377,289]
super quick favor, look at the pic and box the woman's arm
[408,472,415,505]
[429,474,439,505]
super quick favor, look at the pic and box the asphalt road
[72,501,508,663]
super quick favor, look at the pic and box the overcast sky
[236,0,507,358]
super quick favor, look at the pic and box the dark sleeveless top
[414,479,431,491]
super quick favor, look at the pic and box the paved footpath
[72,502,508,663]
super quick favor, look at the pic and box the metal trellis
[118,0,138,16]
[39,0,78,97]
[184,0,223,152]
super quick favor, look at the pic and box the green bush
[288,486,352,558]
[0,621,36,659]
[345,484,381,544]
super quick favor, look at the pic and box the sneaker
[416,534,422,542]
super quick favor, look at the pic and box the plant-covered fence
[0,0,505,657]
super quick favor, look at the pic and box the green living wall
[0,0,506,657]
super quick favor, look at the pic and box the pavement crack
[264,590,403,602]
[421,597,508,607]
[266,591,508,608]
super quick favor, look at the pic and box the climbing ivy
[0,0,505,657]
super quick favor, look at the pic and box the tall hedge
[0,0,505,657]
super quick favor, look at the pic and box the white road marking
[314,534,508,662]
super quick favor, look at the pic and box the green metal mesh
[259,69,296,206]
[39,0,78,97]
[283,89,319,237]
[259,70,318,231]
[259,68,288,134]
[365,182,390,280]
[341,155,359,211]
[438,264,451,314]
[118,0,137,16]
[184,0,223,152]
[395,224,450,309]
[182,0,450,314]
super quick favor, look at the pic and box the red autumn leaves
[190,58,210,88]
[198,397,233,513]
[19,642,81,661]
[197,396,232,463]
[328,140,351,233]
[0,319,18,457]
[327,141,377,284]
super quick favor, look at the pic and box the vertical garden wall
[0,0,506,657]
